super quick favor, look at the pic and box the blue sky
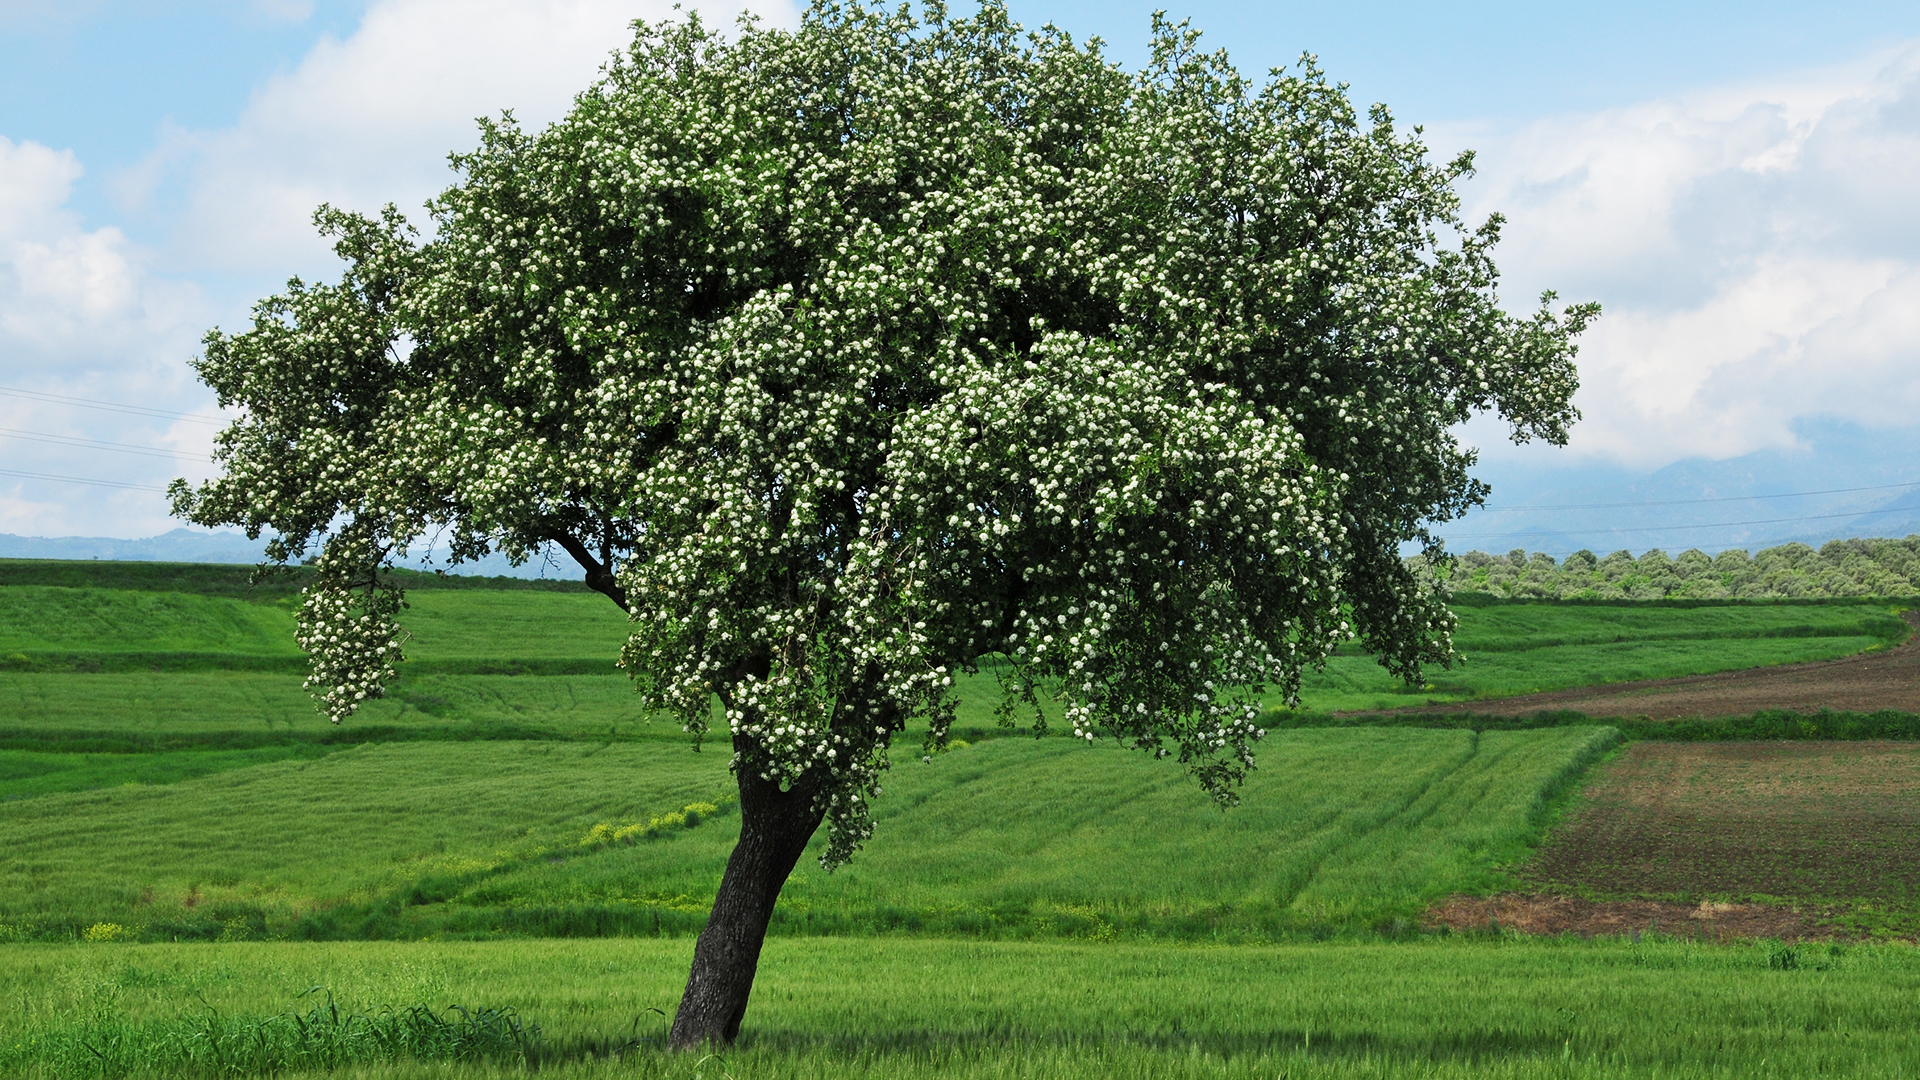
[3,0,1919,558]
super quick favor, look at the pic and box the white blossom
[172,0,1593,870]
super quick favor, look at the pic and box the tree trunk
[668,767,825,1048]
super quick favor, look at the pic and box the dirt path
[1428,894,1858,943]
[1378,610,1920,720]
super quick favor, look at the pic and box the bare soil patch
[1428,894,1841,942]
[1394,610,1920,720]
[1430,740,1920,941]
[1527,740,1920,905]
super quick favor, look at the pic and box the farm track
[1427,894,1848,942]
[1391,609,1920,720]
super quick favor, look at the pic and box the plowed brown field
[1393,610,1920,720]
[1435,741,1920,941]
[1528,740,1920,901]
[1416,611,1920,939]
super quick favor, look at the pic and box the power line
[1443,508,1916,544]
[1452,533,1919,559]
[0,385,223,426]
[0,427,211,461]
[1470,480,1920,513]
[0,468,173,493]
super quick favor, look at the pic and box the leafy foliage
[172,1,1593,864]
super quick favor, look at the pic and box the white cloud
[0,136,203,369]
[148,0,799,275]
[0,136,214,537]
[25,2,1911,537]
[2,0,796,538]
[0,136,77,231]
[1446,41,1920,467]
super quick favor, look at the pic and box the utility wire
[1451,534,1912,559]
[0,385,223,426]
[0,468,172,493]
[1444,508,1916,544]
[1470,480,1920,513]
[0,427,211,461]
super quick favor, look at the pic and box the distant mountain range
[0,528,271,564]
[7,419,1918,569]
[0,529,572,580]
[1431,418,1920,557]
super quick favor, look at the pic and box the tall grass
[3,936,1917,1078]
[0,587,299,662]
[0,746,333,800]
[3,598,1902,750]
[4,581,1906,708]
[395,592,630,664]
[1281,706,1920,742]
[7,992,540,1077]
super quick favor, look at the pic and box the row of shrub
[1425,536,1920,600]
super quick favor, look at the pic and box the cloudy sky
[2,0,1918,556]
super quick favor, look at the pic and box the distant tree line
[1424,536,1920,599]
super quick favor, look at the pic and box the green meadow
[0,673,664,752]
[0,582,631,675]
[4,936,1919,1079]
[2,560,1917,1077]
[0,561,1908,943]
[2,561,1907,728]
[0,725,1613,942]
[1286,597,1909,713]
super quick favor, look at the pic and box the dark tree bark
[668,764,825,1048]
[551,532,630,612]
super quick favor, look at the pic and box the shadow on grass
[724,1023,1570,1067]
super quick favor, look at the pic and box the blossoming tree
[173,0,1594,1047]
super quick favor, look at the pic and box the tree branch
[551,532,630,612]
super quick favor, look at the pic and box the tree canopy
[175,0,1594,1045]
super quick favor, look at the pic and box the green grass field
[3,562,1918,1077]
[0,672,678,756]
[0,585,631,674]
[4,936,1917,1079]
[0,585,298,660]
[0,725,1615,943]
[4,568,1907,693]
[0,565,1907,941]
[1286,598,1910,713]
